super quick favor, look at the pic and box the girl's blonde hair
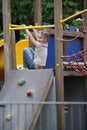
[38,29,50,41]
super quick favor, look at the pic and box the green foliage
[62,0,83,26]
[11,0,34,25]
[63,0,77,19]
[0,0,84,39]
[42,0,54,24]
[72,19,82,28]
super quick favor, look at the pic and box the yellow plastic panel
[0,39,29,81]
[15,39,29,68]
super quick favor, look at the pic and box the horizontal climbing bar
[9,24,55,30]
[9,9,87,31]
[61,9,87,23]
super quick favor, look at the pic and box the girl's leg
[23,48,35,69]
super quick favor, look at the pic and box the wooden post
[2,0,11,79]
[54,0,65,130]
[83,0,87,52]
[34,0,42,25]
[2,0,16,80]
[9,30,16,70]
[84,1,87,129]
[84,0,87,23]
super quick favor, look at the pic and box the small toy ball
[17,79,26,86]
[26,90,32,96]
[6,114,12,121]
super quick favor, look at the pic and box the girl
[23,27,50,69]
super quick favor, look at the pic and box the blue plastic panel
[45,36,55,69]
[66,37,83,61]
[45,35,83,68]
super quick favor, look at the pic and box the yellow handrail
[9,24,55,30]
[9,9,87,31]
[61,9,87,23]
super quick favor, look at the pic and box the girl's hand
[21,24,26,27]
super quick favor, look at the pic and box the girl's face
[37,33,47,43]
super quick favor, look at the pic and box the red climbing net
[62,19,87,76]
[62,49,87,75]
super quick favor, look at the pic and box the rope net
[62,19,87,76]
[62,49,87,75]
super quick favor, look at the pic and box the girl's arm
[32,29,39,40]
[25,29,37,45]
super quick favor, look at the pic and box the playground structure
[0,39,29,82]
[1,0,87,130]
[0,69,54,130]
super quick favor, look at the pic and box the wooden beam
[2,0,16,80]
[2,0,11,79]
[84,77,87,130]
[10,31,16,70]
[54,0,65,130]
[34,0,42,25]
[83,1,87,129]
[84,0,87,19]
[83,0,87,52]
[48,29,84,38]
